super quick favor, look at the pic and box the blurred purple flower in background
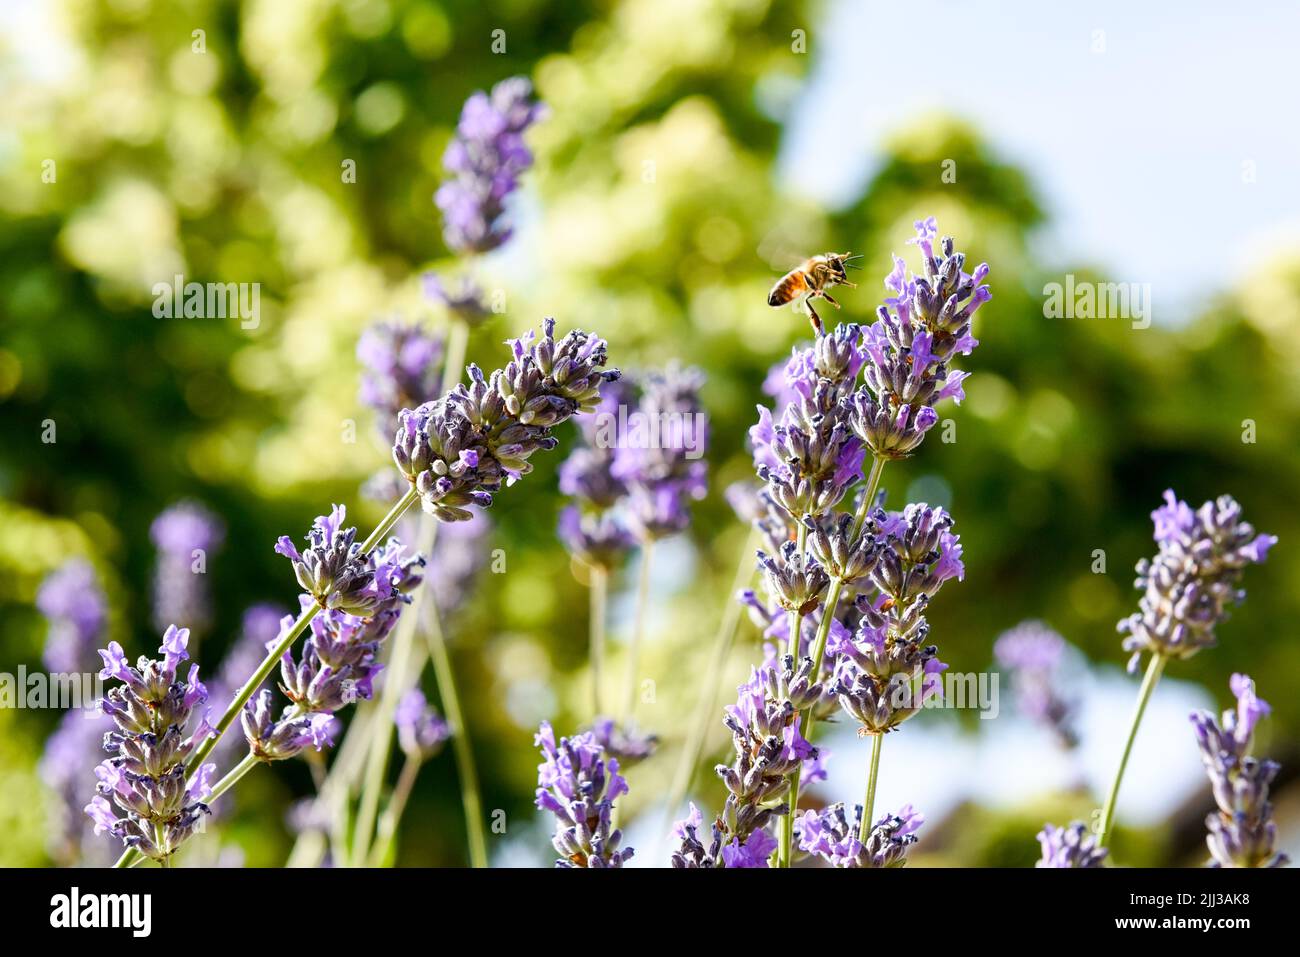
[435,76,546,255]
[994,620,1078,748]
[358,321,444,433]
[40,708,115,866]
[395,689,451,760]
[37,558,107,676]
[151,502,225,639]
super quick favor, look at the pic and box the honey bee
[767,251,861,335]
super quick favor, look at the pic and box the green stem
[209,750,261,804]
[776,521,810,868]
[352,512,440,866]
[858,732,884,842]
[422,587,489,867]
[1097,652,1167,850]
[664,527,759,823]
[590,564,608,717]
[367,753,424,867]
[622,541,655,721]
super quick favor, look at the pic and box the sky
[778,0,1300,323]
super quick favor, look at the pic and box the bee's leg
[804,297,824,336]
[821,291,842,310]
[837,279,858,289]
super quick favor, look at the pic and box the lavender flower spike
[248,540,425,760]
[358,320,444,430]
[534,721,634,867]
[392,318,620,522]
[435,75,545,255]
[85,626,216,863]
[797,802,923,868]
[274,505,381,614]
[1190,674,1288,868]
[1118,490,1276,672]
[848,219,989,460]
[1036,822,1107,868]
[396,689,451,760]
[37,558,107,674]
[150,501,225,637]
[995,620,1078,748]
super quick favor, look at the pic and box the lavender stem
[622,541,655,721]
[776,521,810,868]
[351,512,440,865]
[590,564,608,717]
[858,732,884,842]
[1097,652,1167,850]
[367,753,425,867]
[422,583,489,867]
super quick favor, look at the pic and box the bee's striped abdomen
[768,269,810,307]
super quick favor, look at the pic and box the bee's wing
[757,231,814,274]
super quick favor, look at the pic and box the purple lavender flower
[358,320,444,430]
[240,689,337,762]
[150,502,225,637]
[752,325,864,519]
[248,540,424,760]
[534,721,634,868]
[797,802,923,868]
[832,503,961,734]
[422,273,491,327]
[434,76,545,255]
[395,689,451,760]
[849,219,989,459]
[85,626,216,863]
[611,365,710,541]
[1118,491,1276,671]
[555,380,635,567]
[1190,674,1288,868]
[1036,822,1107,868]
[672,654,819,867]
[37,559,107,674]
[275,505,385,614]
[587,716,657,768]
[995,620,1078,748]
[392,318,620,522]
[670,802,725,868]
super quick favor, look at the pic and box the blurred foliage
[1,0,1297,867]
